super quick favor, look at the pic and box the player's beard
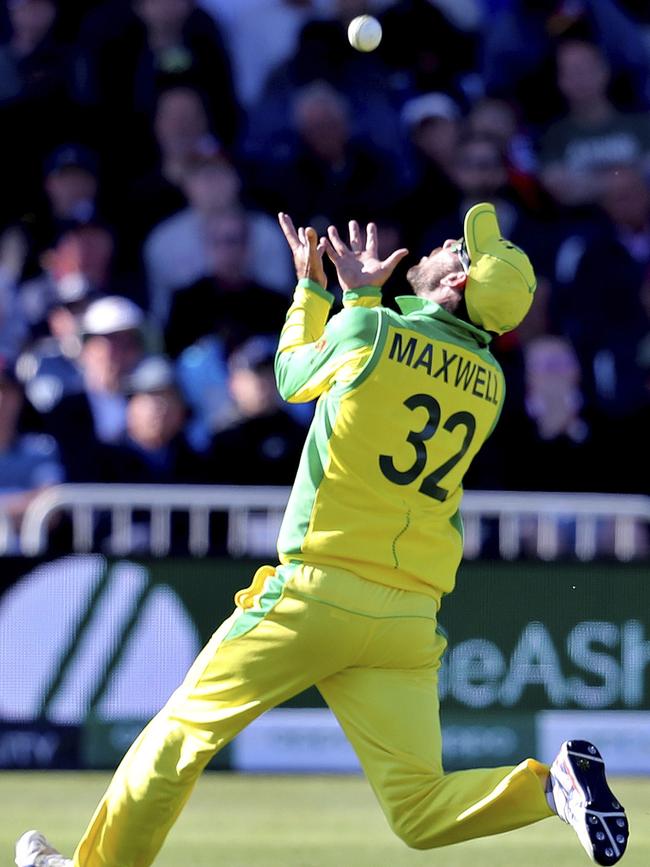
[406,247,452,296]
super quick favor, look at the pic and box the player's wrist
[342,285,382,308]
[297,277,335,304]
[342,285,381,297]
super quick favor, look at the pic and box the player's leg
[318,612,554,850]
[71,564,363,867]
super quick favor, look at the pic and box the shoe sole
[562,740,629,865]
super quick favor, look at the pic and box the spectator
[0,0,74,221]
[0,0,63,105]
[246,6,405,173]
[467,335,612,494]
[127,85,218,245]
[207,336,305,485]
[164,210,288,359]
[450,134,515,215]
[35,144,101,250]
[174,332,230,452]
[0,360,64,545]
[144,153,292,322]
[519,335,607,491]
[420,134,554,340]
[397,92,461,248]
[539,40,650,208]
[482,0,650,126]
[17,222,118,336]
[465,96,543,211]
[132,0,238,140]
[376,0,476,100]
[402,92,460,179]
[96,353,205,553]
[0,227,29,363]
[101,354,202,482]
[75,0,239,151]
[17,269,95,412]
[551,163,650,421]
[419,134,544,258]
[257,81,400,236]
[40,295,146,480]
[198,0,315,108]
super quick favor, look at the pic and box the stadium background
[0,0,649,863]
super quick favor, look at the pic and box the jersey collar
[395,295,492,345]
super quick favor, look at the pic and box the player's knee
[388,815,432,850]
[393,828,430,850]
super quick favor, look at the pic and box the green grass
[2,772,649,866]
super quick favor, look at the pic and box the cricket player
[17,203,629,866]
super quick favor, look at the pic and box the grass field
[2,772,648,866]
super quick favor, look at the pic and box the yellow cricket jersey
[274,278,505,605]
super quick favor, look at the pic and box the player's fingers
[380,248,410,275]
[322,237,339,263]
[366,222,378,256]
[349,220,362,253]
[298,226,306,245]
[327,225,349,255]
[317,238,328,256]
[305,226,319,250]
[278,212,300,249]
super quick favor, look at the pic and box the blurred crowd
[0,0,649,533]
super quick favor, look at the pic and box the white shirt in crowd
[144,208,294,324]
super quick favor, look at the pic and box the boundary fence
[12,484,650,560]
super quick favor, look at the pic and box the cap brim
[463,202,500,261]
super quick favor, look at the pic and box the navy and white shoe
[549,740,629,865]
[15,830,72,867]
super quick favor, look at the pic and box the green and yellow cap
[461,202,536,335]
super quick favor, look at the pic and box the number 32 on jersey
[379,393,476,502]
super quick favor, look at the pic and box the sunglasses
[450,238,471,274]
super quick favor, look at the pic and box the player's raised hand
[323,220,409,292]
[278,212,328,289]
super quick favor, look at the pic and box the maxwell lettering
[388,332,417,366]
[387,331,500,405]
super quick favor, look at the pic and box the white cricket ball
[347,14,382,53]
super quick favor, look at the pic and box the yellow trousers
[74,563,553,866]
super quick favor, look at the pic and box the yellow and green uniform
[73,281,553,867]
[276,278,505,602]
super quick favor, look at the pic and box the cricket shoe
[15,830,72,867]
[549,740,629,865]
